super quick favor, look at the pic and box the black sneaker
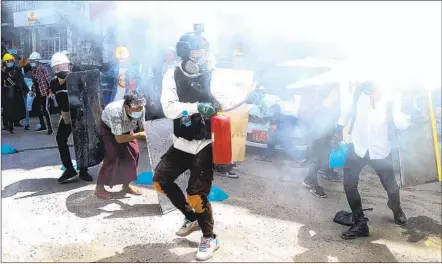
[79,169,93,182]
[319,170,341,182]
[387,201,407,225]
[215,171,239,179]
[24,125,30,131]
[47,129,53,136]
[309,186,327,198]
[341,221,370,239]
[35,127,47,132]
[57,169,79,184]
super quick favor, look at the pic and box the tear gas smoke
[22,1,440,89]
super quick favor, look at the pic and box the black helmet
[176,32,209,59]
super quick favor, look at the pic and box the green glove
[197,103,216,118]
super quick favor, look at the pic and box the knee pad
[153,181,165,194]
[187,194,206,213]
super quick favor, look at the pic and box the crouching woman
[95,90,147,199]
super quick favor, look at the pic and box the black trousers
[153,145,215,237]
[305,133,334,185]
[34,95,52,130]
[56,118,79,171]
[343,144,401,223]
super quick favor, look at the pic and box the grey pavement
[1,121,441,262]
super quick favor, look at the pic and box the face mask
[56,71,69,80]
[129,111,142,119]
[30,62,36,67]
[6,62,14,68]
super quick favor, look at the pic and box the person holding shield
[49,52,94,184]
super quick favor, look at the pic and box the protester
[302,84,342,198]
[255,103,302,166]
[102,46,139,104]
[94,90,146,199]
[1,53,28,133]
[49,52,94,183]
[336,80,412,239]
[23,52,53,134]
[154,31,262,261]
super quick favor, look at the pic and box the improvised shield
[395,89,440,187]
[142,119,190,214]
[66,70,105,169]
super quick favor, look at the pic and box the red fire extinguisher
[211,113,232,164]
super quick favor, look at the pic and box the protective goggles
[52,63,70,73]
[4,59,14,64]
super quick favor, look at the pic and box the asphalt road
[1,117,441,262]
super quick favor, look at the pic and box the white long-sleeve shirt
[161,67,246,155]
[338,90,412,160]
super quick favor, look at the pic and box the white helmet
[29,52,41,60]
[51,52,70,67]
[61,50,70,56]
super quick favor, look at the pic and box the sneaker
[215,171,239,179]
[309,186,327,198]
[319,170,341,182]
[35,127,47,132]
[57,169,79,184]
[24,125,30,131]
[175,219,201,237]
[302,179,317,189]
[196,236,220,261]
[47,129,53,136]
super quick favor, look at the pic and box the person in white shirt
[336,80,412,239]
[153,32,260,261]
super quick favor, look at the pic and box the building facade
[1,1,102,65]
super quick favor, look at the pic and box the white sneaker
[175,219,201,237]
[196,236,220,261]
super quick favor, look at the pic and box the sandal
[95,190,111,200]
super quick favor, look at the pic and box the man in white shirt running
[336,80,413,239]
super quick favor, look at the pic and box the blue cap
[183,110,189,115]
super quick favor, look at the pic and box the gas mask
[182,49,208,75]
